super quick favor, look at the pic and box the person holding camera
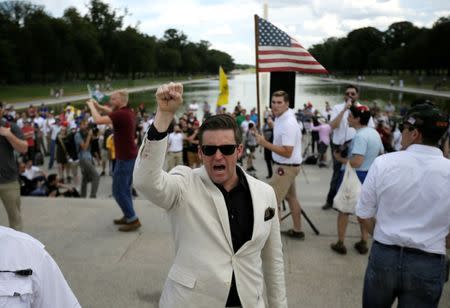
[357,102,450,308]
[74,119,99,198]
[0,102,28,230]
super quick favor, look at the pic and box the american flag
[256,16,328,74]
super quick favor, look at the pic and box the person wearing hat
[356,102,450,308]
[0,102,28,230]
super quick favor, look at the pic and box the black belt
[274,161,300,167]
[374,241,443,258]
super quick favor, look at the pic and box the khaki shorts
[187,151,201,167]
[269,164,300,205]
[0,181,22,230]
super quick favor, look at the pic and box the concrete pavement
[0,150,449,307]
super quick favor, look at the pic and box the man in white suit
[133,83,287,308]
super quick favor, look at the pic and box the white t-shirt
[0,226,81,307]
[167,132,184,152]
[330,102,375,145]
[272,109,302,164]
[240,120,254,134]
[356,145,450,255]
[22,166,42,180]
[44,118,55,136]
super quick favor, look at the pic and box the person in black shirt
[134,83,287,308]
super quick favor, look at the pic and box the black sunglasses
[201,144,238,156]
[345,91,357,96]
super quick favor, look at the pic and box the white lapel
[198,167,234,253]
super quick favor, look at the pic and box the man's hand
[86,99,96,109]
[0,126,12,138]
[155,82,183,114]
[254,130,266,145]
[153,83,183,133]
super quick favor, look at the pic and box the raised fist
[155,82,183,114]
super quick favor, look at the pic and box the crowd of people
[0,82,449,307]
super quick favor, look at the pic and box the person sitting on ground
[46,174,80,198]
[18,162,46,196]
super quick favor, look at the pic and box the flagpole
[254,14,261,130]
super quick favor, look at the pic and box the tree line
[0,0,235,84]
[309,16,450,76]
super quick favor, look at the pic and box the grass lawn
[0,75,205,103]
[347,75,450,91]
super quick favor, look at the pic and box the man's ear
[236,144,244,159]
[197,145,203,160]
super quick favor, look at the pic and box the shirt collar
[214,166,249,194]
[276,108,293,121]
[405,144,443,156]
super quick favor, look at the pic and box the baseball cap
[404,103,448,139]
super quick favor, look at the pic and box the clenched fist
[155,82,183,114]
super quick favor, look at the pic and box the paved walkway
[0,151,448,307]
[10,79,208,109]
[320,77,450,99]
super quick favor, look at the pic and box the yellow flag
[216,66,229,106]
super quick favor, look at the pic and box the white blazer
[133,137,288,308]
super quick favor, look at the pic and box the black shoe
[331,241,347,255]
[281,229,305,240]
[322,203,332,210]
[354,240,369,255]
[132,188,138,197]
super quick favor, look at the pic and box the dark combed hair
[47,173,57,184]
[346,84,359,93]
[349,106,371,125]
[272,90,290,103]
[198,114,242,145]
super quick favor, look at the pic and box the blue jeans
[48,139,56,169]
[336,169,367,190]
[112,159,137,221]
[363,241,446,308]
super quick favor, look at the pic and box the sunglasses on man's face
[345,91,357,96]
[201,144,238,156]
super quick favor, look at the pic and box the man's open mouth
[213,165,226,171]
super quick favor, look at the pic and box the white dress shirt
[356,144,450,255]
[0,226,80,307]
[272,109,302,164]
[167,132,184,152]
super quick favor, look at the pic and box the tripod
[280,201,320,235]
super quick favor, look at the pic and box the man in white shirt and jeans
[256,90,304,239]
[323,85,373,210]
[356,102,450,308]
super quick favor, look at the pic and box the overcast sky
[35,0,450,64]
